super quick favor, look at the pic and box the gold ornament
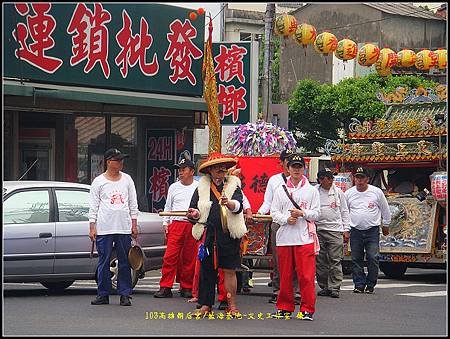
[396,143,408,157]
[372,142,385,156]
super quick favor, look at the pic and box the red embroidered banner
[236,156,282,212]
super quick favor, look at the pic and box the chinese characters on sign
[146,129,193,213]
[212,43,251,125]
[6,3,204,96]
[13,3,63,73]
[147,130,175,213]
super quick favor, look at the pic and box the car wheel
[380,262,407,279]
[40,281,74,291]
[109,253,139,290]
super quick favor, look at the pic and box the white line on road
[340,283,445,290]
[397,291,447,297]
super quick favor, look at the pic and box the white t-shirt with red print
[270,176,321,246]
[344,184,391,231]
[89,172,139,235]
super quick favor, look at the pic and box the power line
[205,3,226,27]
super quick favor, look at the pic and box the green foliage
[288,73,439,153]
[271,36,281,104]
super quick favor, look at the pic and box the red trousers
[159,221,197,290]
[192,243,226,302]
[276,243,316,313]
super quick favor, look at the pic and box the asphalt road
[3,268,447,336]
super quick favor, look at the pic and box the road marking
[397,291,447,297]
[340,283,445,290]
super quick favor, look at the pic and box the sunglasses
[211,165,227,172]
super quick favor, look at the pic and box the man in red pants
[154,158,198,298]
[270,154,321,321]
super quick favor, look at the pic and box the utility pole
[261,3,275,121]
[220,3,226,41]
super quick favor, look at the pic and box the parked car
[3,181,166,291]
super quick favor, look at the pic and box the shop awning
[4,80,209,112]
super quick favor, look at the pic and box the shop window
[75,116,105,184]
[111,116,138,184]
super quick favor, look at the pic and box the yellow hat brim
[198,157,237,174]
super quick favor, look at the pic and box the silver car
[3,181,166,291]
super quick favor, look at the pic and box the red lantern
[357,43,380,66]
[396,49,417,68]
[314,31,338,56]
[274,14,298,37]
[293,23,316,48]
[434,48,447,69]
[335,38,358,61]
[189,11,197,21]
[415,49,438,70]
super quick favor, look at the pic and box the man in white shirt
[89,148,138,306]
[315,169,350,299]
[257,149,300,304]
[154,158,199,298]
[345,167,391,294]
[270,154,321,321]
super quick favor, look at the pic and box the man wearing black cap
[315,168,350,298]
[270,153,321,320]
[344,167,391,294]
[89,148,138,306]
[155,158,199,298]
[257,148,300,304]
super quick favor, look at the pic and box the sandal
[224,305,241,317]
[193,305,211,317]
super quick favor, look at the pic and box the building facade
[279,3,447,100]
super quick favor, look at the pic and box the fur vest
[192,175,247,240]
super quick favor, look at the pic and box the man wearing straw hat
[186,152,247,316]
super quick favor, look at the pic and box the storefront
[3,3,208,212]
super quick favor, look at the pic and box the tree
[288,73,438,153]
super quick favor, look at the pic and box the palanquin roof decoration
[325,85,447,164]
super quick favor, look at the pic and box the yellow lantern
[314,31,338,56]
[377,47,398,69]
[415,49,438,70]
[357,43,380,66]
[434,48,447,69]
[335,38,358,61]
[375,62,391,77]
[274,14,298,37]
[293,23,317,48]
[396,49,417,68]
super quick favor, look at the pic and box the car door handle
[39,232,53,238]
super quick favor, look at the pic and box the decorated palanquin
[327,85,447,166]
[325,85,447,275]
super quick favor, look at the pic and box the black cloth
[190,178,244,307]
